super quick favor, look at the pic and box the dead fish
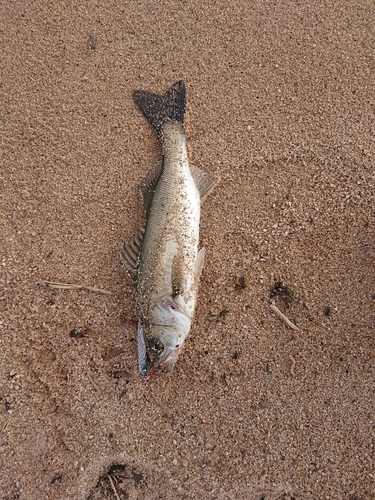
[121,81,217,377]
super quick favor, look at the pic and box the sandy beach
[1,1,374,498]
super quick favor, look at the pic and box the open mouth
[159,347,180,372]
[146,347,181,377]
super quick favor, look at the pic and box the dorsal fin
[171,253,184,297]
[190,165,219,202]
[139,164,163,216]
[120,230,144,284]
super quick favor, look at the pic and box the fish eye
[150,338,164,352]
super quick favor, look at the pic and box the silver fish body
[122,81,216,377]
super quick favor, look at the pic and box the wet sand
[1,1,374,499]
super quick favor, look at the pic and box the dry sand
[1,1,374,499]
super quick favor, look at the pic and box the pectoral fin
[171,254,184,297]
[171,248,205,295]
[190,165,219,202]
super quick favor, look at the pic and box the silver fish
[121,81,217,377]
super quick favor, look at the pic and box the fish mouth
[158,347,180,372]
[145,347,180,378]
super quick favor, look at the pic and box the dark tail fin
[133,81,186,138]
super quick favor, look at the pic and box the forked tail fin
[133,81,186,139]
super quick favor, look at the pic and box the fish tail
[133,81,186,138]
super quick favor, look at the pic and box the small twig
[270,301,298,330]
[108,474,121,500]
[289,355,296,376]
[43,281,112,295]
[88,375,101,394]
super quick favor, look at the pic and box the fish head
[146,331,182,374]
[145,296,191,373]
